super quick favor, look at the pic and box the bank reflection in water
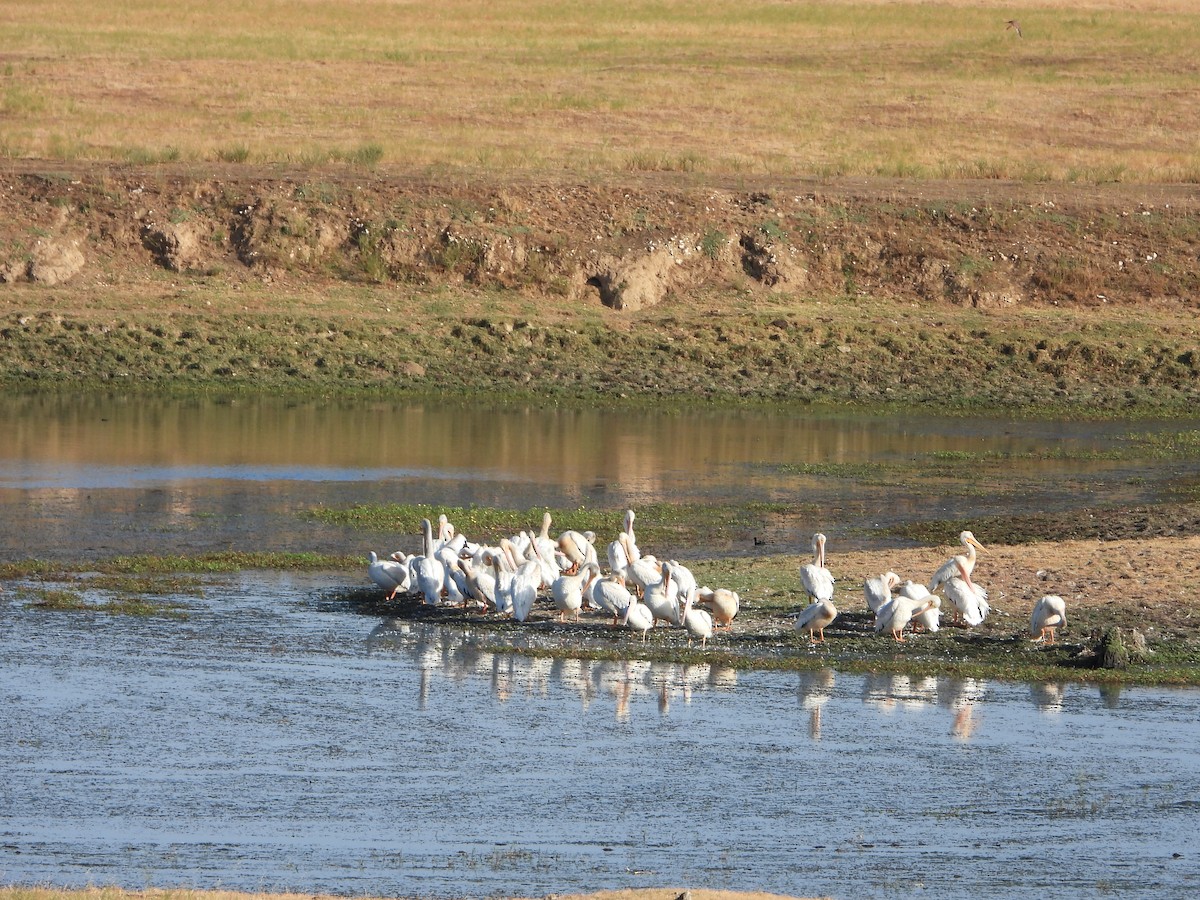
[365,620,1123,740]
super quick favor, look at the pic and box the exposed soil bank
[2,163,1199,411]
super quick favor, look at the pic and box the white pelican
[642,563,682,627]
[367,551,408,599]
[794,597,837,644]
[591,574,633,625]
[500,537,541,623]
[943,570,990,627]
[800,533,834,603]
[698,586,740,629]
[681,588,714,649]
[898,580,940,632]
[928,530,986,595]
[1030,595,1067,645]
[874,594,939,642]
[533,512,559,566]
[459,557,497,611]
[625,537,662,597]
[557,529,597,574]
[415,518,446,606]
[863,571,900,614]
[621,594,655,642]
[551,562,600,622]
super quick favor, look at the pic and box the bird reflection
[1030,681,1066,714]
[797,668,835,740]
[1098,683,1122,709]
[951,704,978,740]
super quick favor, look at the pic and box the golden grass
[1,1,1197,182]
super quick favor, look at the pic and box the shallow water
[2,392,1198,561]
[3,573,1199,898]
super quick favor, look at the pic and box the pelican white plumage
[557,529,597,574]
[485,548,514,616]
[943,570,990,627]
[625,539,662,597]
[698,586,740,629]
[591,574,633,625]
[898,580,940,632]
[533,512,559,565]
[863,571,900,614]
[1030,595,1067,645]
[929,530,986,594]
[642,563,682,627]
[621,595,655,642]
[551,562,600,622]
[800,533,835,603]
[501,537,541,623]
[794,597,837,644]
[459,557,497,611]
[367,551,409,599]
[681,588,714,649]
[415,518,446,606]
[875,594,939,642]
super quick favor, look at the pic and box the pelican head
[961,530,986,553]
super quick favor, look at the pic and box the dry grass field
[1,0,1198,182]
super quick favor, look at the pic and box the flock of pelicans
[366,511,1068,649]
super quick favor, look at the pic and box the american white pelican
[794,597,837,644]
[415,518,446,606]
[943,569,990,627]
[863,571,900,614]
[500,537,541,623]
[591,574,633,625]
[625,537,662,597]
[533,512,559,566]
[621,595,655,642]
[1030,595,1067,645]
[698,586,740,629]
[557,529,597,573]
[485,548,514,615]
[459,557,497,611]
[681,588,714,649]
[667,560,697,605]
[642,563,682,627]
[551,562,600,622]
[367,551,408,599]
[874,594,938,642]
[928,530,986,595]
[800,533,835,603]
[897,580,940,632]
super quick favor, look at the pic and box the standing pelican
[863,571,900,614]
[558,529,597,574]
[621,594,655,642]
[794,596,837,644]
[929,530,986,595]
[367,551,409,599]
[800,533,835,603]
[875,594,939,642]
[698,586,740,629]
[1030,595,1067,645]
[415,518,446,606]
[899,580,940,632]
[551,562,600,622]
[591,574,633,625]
[681,588,714,649]
[943,568,990,627]
[501,537,541,623]
[642,563,682,627]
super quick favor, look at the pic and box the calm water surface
[2,573,1199,898]
[2,393,1199,560]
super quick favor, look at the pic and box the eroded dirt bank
[2,163,1199,409]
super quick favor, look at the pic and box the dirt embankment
[2,163,1199,408]
[3,163,1198,308]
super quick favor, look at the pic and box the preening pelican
[943,568,990,627]
[367,551,408,599]
[592,574,633,625]
[698,586,740,629]
[929,530,986,595]
[551,562,600,622]
[800,533,835,603]
[500,537,541,623]
[1030,595,1067,645]
[642,563,682,627]
[681,588,714,649]
[794,597,837,644]
[415,518,446,606]
[621,594,654,642]
[875,594,938,642]
[557,529,597,574]
[898,580,940,632]
[863,571,900,614]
